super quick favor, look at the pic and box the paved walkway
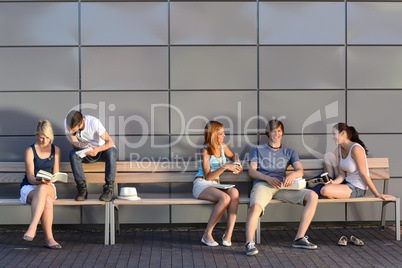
[1,226,401,267]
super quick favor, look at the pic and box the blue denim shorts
[307,173,334,199]
[345,182,366,198]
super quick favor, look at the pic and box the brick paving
[1,226,401,268]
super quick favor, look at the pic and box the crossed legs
[24,184,59,247]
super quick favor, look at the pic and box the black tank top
[20,143,55,188]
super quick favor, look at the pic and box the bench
[1,158,399,246]
[107,158,400,245]
[0,162,112,245]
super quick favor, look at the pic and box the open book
[281,178,306,190]
[211,184,235,189]
[75,147,93,158]
[36,170,68,183]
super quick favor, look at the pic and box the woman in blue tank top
[20,120,62,249]
[193,121,243,247]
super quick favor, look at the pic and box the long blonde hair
[203,121,223,156]
[34,120,54,143]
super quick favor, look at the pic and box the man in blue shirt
[245,120,318,256]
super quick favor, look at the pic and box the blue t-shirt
[248,144,300,184]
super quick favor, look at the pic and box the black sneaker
[75,181,88,201]
[245,241,258,256]
[99,181,114,201]
[292,236,317,249]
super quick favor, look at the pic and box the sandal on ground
[350,236,364,246]
[45,240,62,250]
[23,232,36,242]
[337,236,348,246]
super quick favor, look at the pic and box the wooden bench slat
[317,196,396,203]
[0,173,25,183]
[116,161,199,172]
[287,158,389,171]
[3,196,395,207]
[0,162,26,172]
[115,172,251,183]
[113,196,396,205]
[0,199,24,205]
[367,158,389,168]
[0,199,106,205]
[0,162,108,173]
[369,169,390,180]
[0,173,105,184]
[0,169,390,184]
[0,158,389,173]
[114,197,251,205]
[54,199,106,205]
[122,158,389,172]
[298,169,390,180]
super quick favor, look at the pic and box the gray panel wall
[1,0,401,225]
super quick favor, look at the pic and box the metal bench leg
[256,217,261,244]
[381,201,387,230]
[115,205,120,236]
[110,202,115,245]
[396,198,400,241]
[381,180,389,230]
[104,202,110,245]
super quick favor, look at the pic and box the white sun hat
[117,187,141,200]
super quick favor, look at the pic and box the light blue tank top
[195,143,226,180]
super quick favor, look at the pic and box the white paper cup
[233,162,240,174]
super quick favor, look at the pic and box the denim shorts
[345,182,366,198]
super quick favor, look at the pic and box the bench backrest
[0,162,106,184]
[0,158,389,185]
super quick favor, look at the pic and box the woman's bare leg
[198,187,231,243]
[323,152,338,179]
[40,195,60,247]
[24,184,55,241]
[223,188,239,242]
[321,184,352,199]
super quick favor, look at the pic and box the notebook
[211,184,235,189]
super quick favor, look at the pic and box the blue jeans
[69,147,117,183]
